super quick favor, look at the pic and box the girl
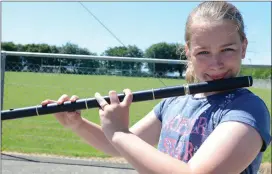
[42,2,271,174]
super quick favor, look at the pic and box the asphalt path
[1,153,138,174]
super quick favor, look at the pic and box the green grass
[2,72,271,163]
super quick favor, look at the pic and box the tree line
[1,42,186,77]
[1,41,270,79]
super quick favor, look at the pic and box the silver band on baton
[36,106,39,116]
[184,84,190,95]
[85,99,89,110]
[152,88,155,100]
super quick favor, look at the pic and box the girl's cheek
[220,52,239,62]
[196,57,212,67]
[193,61,208,75]
[193,55,210,65]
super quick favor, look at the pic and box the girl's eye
[222,48,234,52]
[197,51,209,55]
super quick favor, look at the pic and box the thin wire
[155,73,167,86]
[78,2,168,87]
[78,2,126,47]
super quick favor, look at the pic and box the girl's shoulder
[221,88,267,109]
[153,95,190,122]
[219,88,271,152]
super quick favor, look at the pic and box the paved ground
[1,153,138,174]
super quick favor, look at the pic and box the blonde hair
[184,1,247,83]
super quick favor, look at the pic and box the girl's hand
[41,94,84,130]
[95,89,133,140]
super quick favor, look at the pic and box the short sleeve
[153,99,167,122]
[153,97,177,122]
[220,93,271,152]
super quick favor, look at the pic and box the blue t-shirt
[153,88,271,174]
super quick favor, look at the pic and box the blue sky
[2,1,271,65]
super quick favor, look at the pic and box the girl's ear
[241,38,248,59]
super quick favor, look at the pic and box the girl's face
[186,20,248,82]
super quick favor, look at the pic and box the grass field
[2,71,271,163]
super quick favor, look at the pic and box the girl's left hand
[95,89,133,140]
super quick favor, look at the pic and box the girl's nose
[209,54,224,70]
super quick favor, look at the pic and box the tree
[59,42,98,74]
[101,45,144,76]
[1,42,23,71]
[76,47,99,75]
[41,45,61,66]
[22,43,50,72]
[144,42,186,77]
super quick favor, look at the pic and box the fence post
[153,62,156,78]
[1,52,6,110]
[1,52,6,158]
[121,60,123,76]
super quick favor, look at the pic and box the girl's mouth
[208,72,229,80]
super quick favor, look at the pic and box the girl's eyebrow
[194,42,237,50]
[220,43,237,47]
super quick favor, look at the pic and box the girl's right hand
[41,94,84,130]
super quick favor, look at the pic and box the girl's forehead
[190,21,241,46]
[191,20,238,36]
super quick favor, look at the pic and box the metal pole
[1,52,6,110]
[0,1,3,161]
[1,51,6,163]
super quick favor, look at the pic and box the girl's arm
[73,110,162,157]
[110,121,263,174]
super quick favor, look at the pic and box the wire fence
[1,52,271,167]
[1,53,187,165]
